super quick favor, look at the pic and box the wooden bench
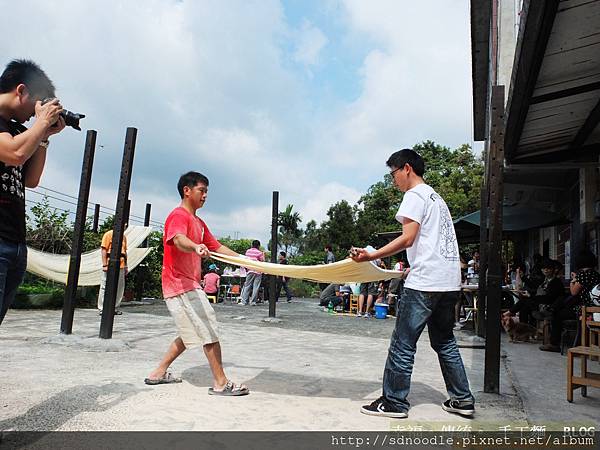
[566,306,600,402]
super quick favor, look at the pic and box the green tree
[355,178,401,245]
[125,230,164,299]
[219,237,253,255]
[320,200,357,258]
[414,141,483,218]
[351,141,483,248]
[26,196,72,254]
[299,219,326,254]
[278,204,302,256]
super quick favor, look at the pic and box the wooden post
[484,85,505,394]
[61,130,97,334]
[143,203,151,246]
[135,203,152,301]
[477,157,488,339]
[92,203,100,233]
[269,191,279,318]
[99,128,137,339]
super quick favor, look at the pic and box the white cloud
[293,20,328,68]
[4,0,476,242]
[313,0,475,178]
[298,182,362,225]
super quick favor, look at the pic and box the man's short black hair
[252,240,260,249]
[177,171,209,198]
[386,149,425,177]
[325,245,332,251]
[541,258,555,270]
[575,250,597,271]
[279,251,286,257]
[0,59,55,99]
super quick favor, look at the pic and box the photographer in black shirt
[0,59,65,325]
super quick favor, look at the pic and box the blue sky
[2,0,477,244]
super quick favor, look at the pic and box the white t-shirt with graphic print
[395,183,461,292]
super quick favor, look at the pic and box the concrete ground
[0,297,597,431]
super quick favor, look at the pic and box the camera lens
[60,110,85,131]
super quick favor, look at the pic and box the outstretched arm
[352,219,420,262]
[172,234,239,258]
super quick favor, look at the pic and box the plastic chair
[226,284,241,302]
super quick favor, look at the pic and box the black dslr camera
[42,98,85,131]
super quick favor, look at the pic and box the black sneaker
[441,399,475,416]
[360,396,408,418]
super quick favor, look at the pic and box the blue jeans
[241,272,262,304]
[383,288,474,412]
[0,239,27,325]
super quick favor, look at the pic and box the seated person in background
[459,253,468,284]
[339,283,353,311]
[540,250,600,352]
[503,258,564,325]
[374,281,387,304]
[467,251,480,281]
[319,283,343,309]
[202,264,220,298]
[373,260,389,305]
[357,281,378,318]
[386,265,410,305]
[523,253,544,295]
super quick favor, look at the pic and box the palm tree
[278,204,302,256]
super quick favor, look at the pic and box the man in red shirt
[145,171,249,396]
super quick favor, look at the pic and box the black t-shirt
[0,117,26,243]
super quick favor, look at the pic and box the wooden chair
[566,305,600,402]
[206,295,218,304]
[349,294,359,314]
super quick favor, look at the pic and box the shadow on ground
[181,365,448,407]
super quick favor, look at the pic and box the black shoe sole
[441,403,475,416]
[360,407,408,418]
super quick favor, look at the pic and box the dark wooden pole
[135,203,152,301]
[99,128,137,339]
[143,203,151,246]
[268,191,279,318]
[477,157,488,339]
[92,203,100,233]
[484,85,505,394]
[61,130,97,334]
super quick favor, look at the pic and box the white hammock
[26,226,154,286]
[209,252,406,284]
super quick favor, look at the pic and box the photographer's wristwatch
[39,140,49,149]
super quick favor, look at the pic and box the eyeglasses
[389,165,404,177]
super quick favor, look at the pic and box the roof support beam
[511,143,600,164]
[471,0,492,141]
[504,0,559,161]
[569,98,600,151]
[530,81,600,105]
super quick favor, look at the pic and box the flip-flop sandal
[144,372,182,385]
[208,380,249,396]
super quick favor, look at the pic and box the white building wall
[497,0,518,103]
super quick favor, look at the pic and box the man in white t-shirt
[351,148,474,419]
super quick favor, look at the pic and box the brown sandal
[208,380,249,396]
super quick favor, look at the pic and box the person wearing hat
[202,263,221,299]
